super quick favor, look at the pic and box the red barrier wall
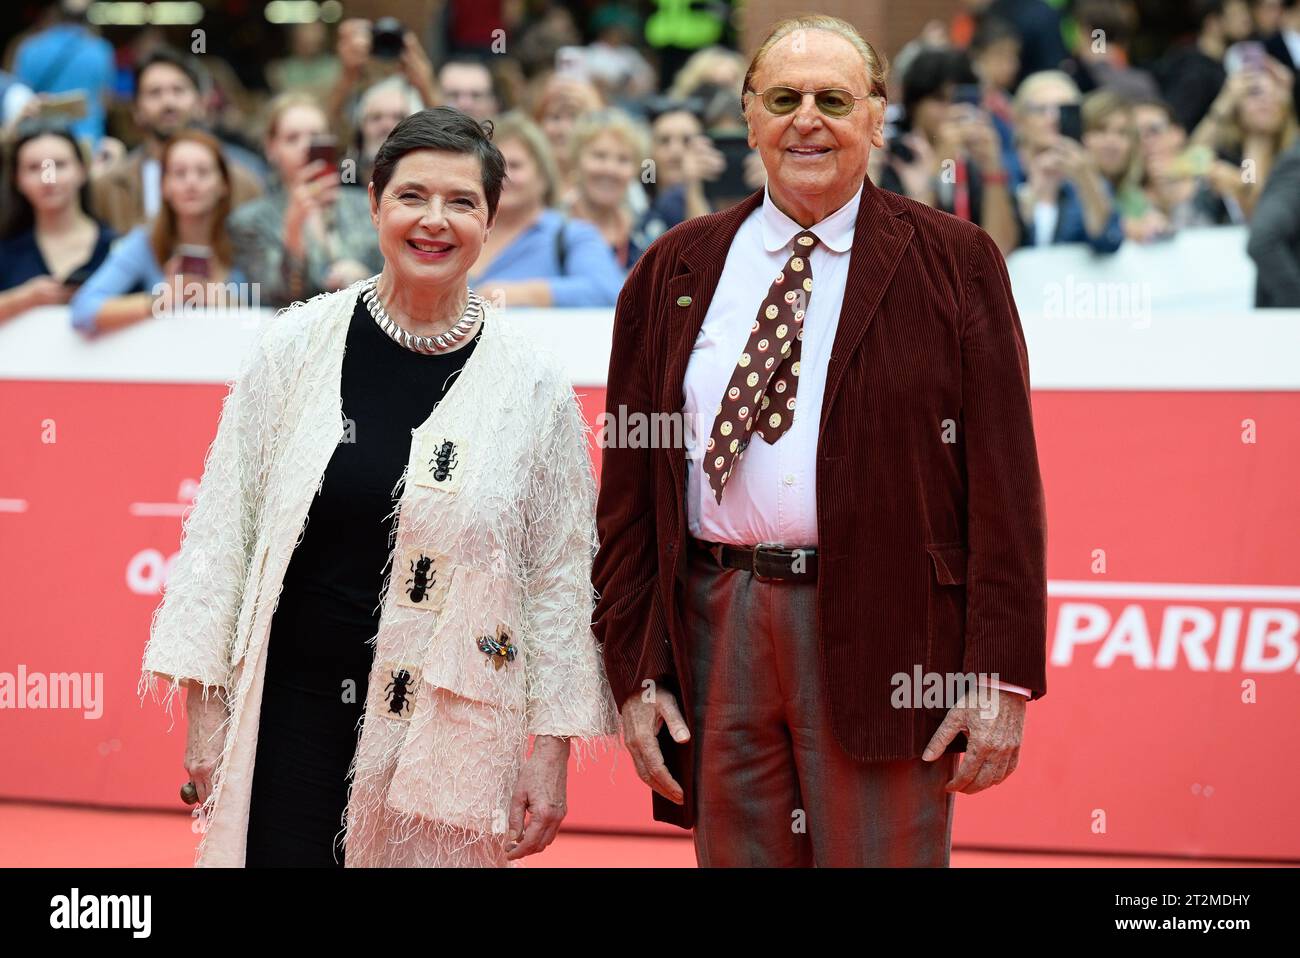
[1,380,1297,859]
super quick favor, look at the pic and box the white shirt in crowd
[142,156,161,219]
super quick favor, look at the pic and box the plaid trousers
[683,538,957,867]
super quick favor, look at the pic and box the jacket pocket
[924,543,967,678]
[385,685,525,833]
[926,542,967,585]
[412,566,527,712]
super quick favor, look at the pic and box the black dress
[244,296,481,867]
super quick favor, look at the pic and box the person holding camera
[70,129,246,334]
[0,120,114,323]
[880,49,1019,255]
[227,93,382,308]
[631,100,726,253]
[1010,71,1123,252]
[1187,54,1298,220]
[326,18,438,155]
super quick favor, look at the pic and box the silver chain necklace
[360,277,484,354]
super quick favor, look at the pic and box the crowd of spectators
[3,0,1300,330]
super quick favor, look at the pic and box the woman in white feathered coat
[138,107,618,867]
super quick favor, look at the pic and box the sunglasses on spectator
[1022,102,1072,117]
[746,85,880,118]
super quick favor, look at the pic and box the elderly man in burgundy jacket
[592,14,1048,867]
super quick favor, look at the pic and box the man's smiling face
[744,29,886,210]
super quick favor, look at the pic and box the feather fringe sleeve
[520,367,620,758]
[135,317,287,728]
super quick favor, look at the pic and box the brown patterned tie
[704,228,817,504]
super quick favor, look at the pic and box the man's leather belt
[694,539,818,582]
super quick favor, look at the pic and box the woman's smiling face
[369,148,492,288]
[577,130,638,209]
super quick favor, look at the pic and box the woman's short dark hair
[901,49,977,131]
[370,107,506,221]
[2,119,94,240]
[970,16,1021,56]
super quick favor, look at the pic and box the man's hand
[619,688,690,804]
[922,686,1026,794]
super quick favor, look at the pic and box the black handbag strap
[554,214,568,273]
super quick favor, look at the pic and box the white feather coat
[138,279,619,867]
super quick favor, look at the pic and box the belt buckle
[751,541,789,582]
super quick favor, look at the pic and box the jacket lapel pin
[676,295,692,307]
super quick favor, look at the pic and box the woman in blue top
[0,121,115,323]
[71,129,248,335]
[467,112,624,308]
[564,108,654,269]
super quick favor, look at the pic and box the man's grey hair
[354,77,424,127]
[743,14,890,100]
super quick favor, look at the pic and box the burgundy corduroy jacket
[592,176,1048,830]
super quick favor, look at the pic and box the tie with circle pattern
[704,228,817,504]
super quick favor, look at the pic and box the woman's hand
[476,280,552,308]
[336,18,371,79]
[1207,158,1248,200]
[1125,207,1171,243]
[505,734,570,860]
[157,256,202,310]
[283,160,339,259]
[890,132,938,203]
[18,275,72,310]
[681,133,726,185]
[400,30,438,107]
[1056,135,1098,184]
[959,109,1003,174]
[324,258,372,290]
[184,682,229,805]
[1211,70,1251,121]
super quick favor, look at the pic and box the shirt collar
[760,180,863,253]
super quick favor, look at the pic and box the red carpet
[0,800,1280,868]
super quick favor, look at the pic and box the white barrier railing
[1,224,1296,391]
